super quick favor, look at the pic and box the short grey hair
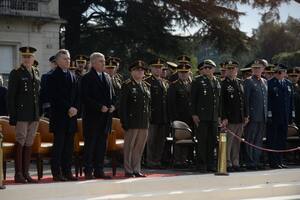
[55,49,70,61]
[90,52,105,64]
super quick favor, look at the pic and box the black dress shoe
[280,164,288,169]
[233,166,245,172]
[207,168,217,173]
[124,173,135,178]
[85,173,95,180]
[64,174,79,181]
[270,165,282,169]
[134,172,146,177]
[53,175,67,182]
[94,172,112,179]
[227,166,234,172]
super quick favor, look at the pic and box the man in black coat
[39,55,56,118]
[81,52,115,179]
[48,49,79,181]
[0,75,7,116]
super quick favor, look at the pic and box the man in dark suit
[267,64,294,169]
[244,59,268,170]
[191,59,221,173]
[81,52,115,179]
[48,49,79,181]
[39,55,56,118]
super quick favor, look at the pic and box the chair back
[0,118,16,143]
[288,125,299,137]
[171,120,192,140]
[112,118,124,139]
[37,119,53,143]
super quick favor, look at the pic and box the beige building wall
[0,0,62,84]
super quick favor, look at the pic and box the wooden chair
[107,118,124,176]
[74,118,84,177]
[34,119,53,180]
[0,118,16,180]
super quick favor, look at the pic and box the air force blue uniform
[244,75,268,168]
[267,77,294,167]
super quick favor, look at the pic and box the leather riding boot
[23,146,37,183]
[14,143,26,183]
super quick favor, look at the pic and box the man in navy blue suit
[81,52,115,179]
[48,49,79,181]
[267,63,294,169]
[39,55,56,118]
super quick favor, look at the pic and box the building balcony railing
[0,0,59,20]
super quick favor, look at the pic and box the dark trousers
[195,121,217,170]
[244,121,265,166]
[51,130,75,176]
[83,119,108,175]
[266,122,287,166]
[147,124,167,165]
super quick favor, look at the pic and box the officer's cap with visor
[251,59,268,68]
[287,66,300,76]
[19,46,36,56]
[198,59,216,70]
[273,63,287,73]
[177,63,191,72]
[129,60,147,71]
[149,58,165,68]
[177,55,191,64]
[105,58,118,69]
[224,59,239,69]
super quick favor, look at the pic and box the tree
[59,0,295,60]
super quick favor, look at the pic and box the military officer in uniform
[219,62,227,81]
[74,55,88,76]
[144,58,169,168]
[167,62,192,167]
[221,60,248,172]
[191,59,221,172]
[120,60,151,178]
[240,64,252,80]
[263,64,275,80]
[287,67,300,128]
[167,61,178,82]
[105,57,123,118]
[8,46,40,183]
[244,59,268,170]
[267,64,294,169]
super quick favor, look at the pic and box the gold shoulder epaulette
[124,79,132,84]
[143,80,151,87]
